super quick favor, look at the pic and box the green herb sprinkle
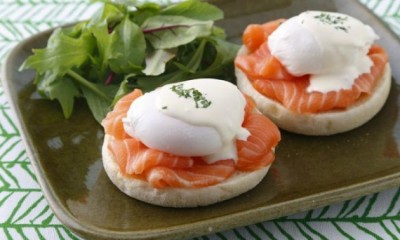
[170,84,212,108]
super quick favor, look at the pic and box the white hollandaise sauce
[268,11,378,93]
[123,79,250,164]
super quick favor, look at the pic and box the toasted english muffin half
[236,47,391,136]
[102,135,271,208]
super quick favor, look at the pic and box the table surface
[1,0,400,239]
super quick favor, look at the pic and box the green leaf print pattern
[1,0,400,239]
[361,0,400,35]
[0,1,96,239]
[200,189,400,239]
[0,88,83,239]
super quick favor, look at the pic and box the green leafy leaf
[81,83,118,123]
[161,0,223,21]
[189,38,239,80]
[136,71,185,93]
[94,0,138,7]
[111,78,132,106]
[20,28,95,75]
[66,69,112,102]
[172,39,206,74]
[63,21,87,38]
[143,49,176,76]
[210,37,240,65]
[211,26,227,39]
[45,76,80,118]
[137,2,161,11]
[90,22,113,76]
[20,0,238,122]
[88,2,125,27]
[34,69,58,88]
[131,2,162,26]
[184,38,207,72]
[109,16,146,73]
[142,16,213,49]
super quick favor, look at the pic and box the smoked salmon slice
[102,89,280,188]
[145,160,235,188]
[109,137,194,175]
[236,113,280,171]
[102,89,142,139]
[242,19,285,53]
[235,21,389,113]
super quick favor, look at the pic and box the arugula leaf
[20,28,95,75]
[88,2,125,27]
[90,22,113,77]
[20,27,98,118]
[66,69,112,102]
[109,16,146,73]
[94,0,137,7]
[81,83,118,123]
[161,0,223,21]
[142,16,213,49]
[63,21,87,38]
[45,75,80,118]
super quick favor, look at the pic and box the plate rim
[2,1,400,239]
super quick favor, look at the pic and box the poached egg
[123,79,250,164]
[268,11,378,92]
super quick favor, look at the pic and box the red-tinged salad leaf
[161,0,223,21]
[142,16,213,49]
[20,0,239,123]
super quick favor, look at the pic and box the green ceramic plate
[2,0,400,239]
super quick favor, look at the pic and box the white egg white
[123,79,249,163]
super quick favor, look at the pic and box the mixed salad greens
[20,0,239,123]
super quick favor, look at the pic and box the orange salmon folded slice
[102,89,143,140]
[145,160,235,188]
[235,21,389,113]
[236,113,280,171]
[102,89,281,189]
[109,138,194,175]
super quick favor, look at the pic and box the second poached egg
[268,11,378,92]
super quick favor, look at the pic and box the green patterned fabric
[0,0,400,239]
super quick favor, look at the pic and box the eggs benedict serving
[101,79,281,207]
[235,11,391,135]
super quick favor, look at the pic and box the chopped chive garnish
[313,12,349,32]
[171,84,212,108]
